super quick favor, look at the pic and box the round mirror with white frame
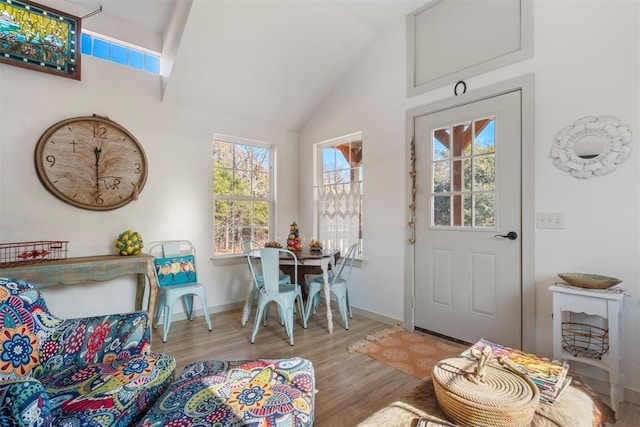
[550,115,632,179]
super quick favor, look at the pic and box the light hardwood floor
[151,307,640,426]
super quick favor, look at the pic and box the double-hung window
[314,132,363,256]
[213,135,274,256]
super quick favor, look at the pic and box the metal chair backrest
[146,240,197,287]
[331,243,358,284]
[242,240,263,286]
[241,240,260,255]
[259,248,297,294]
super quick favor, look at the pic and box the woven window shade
[317,182,361,253]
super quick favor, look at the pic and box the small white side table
[548,284,626,413]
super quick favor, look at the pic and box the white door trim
[404,74,535,353]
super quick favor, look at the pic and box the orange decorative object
[286,221,301,250]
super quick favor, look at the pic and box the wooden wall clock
[35,115,148,211]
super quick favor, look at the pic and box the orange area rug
[347,325,467,380]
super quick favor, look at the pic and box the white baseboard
[350,306,401,326]
[157,303,401,329]
[156,301,244,324]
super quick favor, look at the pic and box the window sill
[210,255,246,267]
[209,255,365,268]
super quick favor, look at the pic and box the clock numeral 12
[93,125,107,139]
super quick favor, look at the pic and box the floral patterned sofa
[0,277,176,427]
[136,357,315,426]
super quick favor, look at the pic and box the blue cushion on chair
[154,255,197,286]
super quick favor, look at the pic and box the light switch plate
[537,212,565,229]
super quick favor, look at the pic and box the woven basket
[432,357,539,427]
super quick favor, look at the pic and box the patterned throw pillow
[0,325,40,379]
[154,255,197,286]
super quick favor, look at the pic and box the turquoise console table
[0,254,159,321]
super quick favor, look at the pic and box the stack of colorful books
[461,338,572,404]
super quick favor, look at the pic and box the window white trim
[313,131,363,257]
[213,133,273,151]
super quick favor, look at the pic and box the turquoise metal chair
[249,248,306,346]
[147,240,212,342]
[241,240,292,326]
[304,242,358,330]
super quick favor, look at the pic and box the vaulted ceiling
[44,0,427,130]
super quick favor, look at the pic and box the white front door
[413,90,522,349]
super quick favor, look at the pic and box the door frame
[404,74,535,352]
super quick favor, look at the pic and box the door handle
[494,231,518,240]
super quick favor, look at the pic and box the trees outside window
[432,118,496,228]
[213,136,273,255]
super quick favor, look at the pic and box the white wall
[299,0,640,396]
[0,57,299,319]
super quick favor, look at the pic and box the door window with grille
[432,118,496,228]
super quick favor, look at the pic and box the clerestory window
[81,31,159,74]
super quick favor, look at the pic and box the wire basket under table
[562,321,609,359]
[0,241,69,268]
